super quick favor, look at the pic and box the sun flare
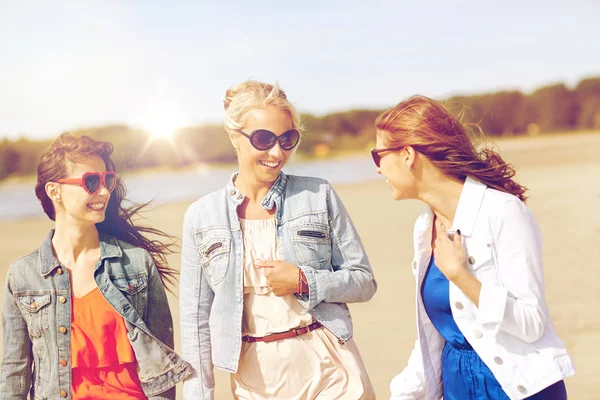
[145,114,181,140]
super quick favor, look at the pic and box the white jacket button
[517,385,527,394]
[473,330,483,339]
[455,302,464,310]
[494,356,503,365]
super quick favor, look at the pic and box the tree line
[1,76,599,181]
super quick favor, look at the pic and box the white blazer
[390,177,575,400]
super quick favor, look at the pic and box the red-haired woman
[372,96,574,399]
[0,133,191,399]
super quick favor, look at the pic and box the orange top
[70,287,146,400]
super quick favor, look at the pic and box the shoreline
[1,129,598,187]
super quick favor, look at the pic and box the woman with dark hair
[0,133,191,399]
[373,96,574,399]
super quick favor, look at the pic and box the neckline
[72,286,100,300]
[239,217,276,229]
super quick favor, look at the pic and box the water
[0,156,381,220]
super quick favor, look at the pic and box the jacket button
[468,256,476,265]
[56,267,63,275]
[487,243,492,248]
[473,330,483,339]
[229,189,236,196]
[237,194,243,200]
[59,296,67,304]
[517,385,527,394]
[59,359,68,367]
[59,326,67,334]
[60,389,68,397]
[31,301,38,309]
[128,284,134,291]
[454,302,464,310]
[494,356,503,365]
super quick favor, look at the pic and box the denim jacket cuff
[296,265,318,311]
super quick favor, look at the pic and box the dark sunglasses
[55,171,117,194]
[236,128,300,151]
[371,146,405,168]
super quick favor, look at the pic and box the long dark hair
[35,133,177,288]
[375,95,528,202]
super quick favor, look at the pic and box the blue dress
[421,256,567,399]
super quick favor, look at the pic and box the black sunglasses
[371,146,405,168]
[236,128,300,151]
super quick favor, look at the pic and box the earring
[404,164,409,169]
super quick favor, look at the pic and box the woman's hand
[433,219,467,282]
[255,260,299,296]
[434,219,482,306]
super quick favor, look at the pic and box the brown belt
[242,322,323,343]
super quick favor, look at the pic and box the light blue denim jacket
[180,172,377,399]
[0,230,192,400]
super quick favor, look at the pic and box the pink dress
[231,218,375,400]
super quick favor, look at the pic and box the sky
[0,0,598,139]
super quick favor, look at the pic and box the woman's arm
[477,199,547,342]
[144,252,174,350]
[180,207,216,400]
[297,184,377,312]
[436,199,548,343]
[390,338,427,399]
[0,266,33,399]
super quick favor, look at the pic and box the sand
[1,131,598,399]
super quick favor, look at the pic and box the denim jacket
[0,230,192,400]
[180,172,377,399]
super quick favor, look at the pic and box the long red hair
[375,95,528,202]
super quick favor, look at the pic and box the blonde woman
[180,80,377,399]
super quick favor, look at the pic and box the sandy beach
[1,132,599,399]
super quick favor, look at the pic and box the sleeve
[144,252,175,350]
[180,207,216,400]
[296,183,377,311]
[390,339,427,399]
[476,199,547,343]
[0,266,33,399]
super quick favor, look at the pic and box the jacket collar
[415,176,487,239]
[225,171,288,211]
[451,176,487,237]
[40,229,124,276]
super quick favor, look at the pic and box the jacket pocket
[197,229,232,286]
[112,274,149,316]
[15,292,51,338]
[113,275,149,295]
[465,242,498,283]
[291,222,332,268]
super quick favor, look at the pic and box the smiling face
[50,156,113,226]
[234,106,295,185]
[375,131,417,201]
